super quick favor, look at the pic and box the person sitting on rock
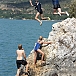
[33,36,52,66]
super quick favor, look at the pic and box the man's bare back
[16,44,28,76]
[16,49,26,60]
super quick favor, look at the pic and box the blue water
[0,19,61,76]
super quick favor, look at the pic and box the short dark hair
[18,44,22,50]
[39,36,43,40]
[35,0,38,2]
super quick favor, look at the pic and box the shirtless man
[34,36,52,66]
[16,44,28,76]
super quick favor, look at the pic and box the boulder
[24,18,76,76]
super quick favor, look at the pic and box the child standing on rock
[33,36,52,66]
[16,44,29,76]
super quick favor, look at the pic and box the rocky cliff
[24,18,76,76]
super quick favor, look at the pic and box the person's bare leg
[25,64,29,73]
[41,14,47,20]
[40,14,50,20]
[58,8,66,14]
[53,9,58,14]
[37,49,45,63]
[35,12,42,25]
[34,51,37,66]
[58,8,69,16]
[35,12,42,23]
[16,69,20,76]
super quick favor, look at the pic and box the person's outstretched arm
[29,0,33,6]
[40,40,52,44]
[43,41,52,44]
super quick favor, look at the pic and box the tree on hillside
[69,0,76,18]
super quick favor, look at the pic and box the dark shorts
[37,9,43,14]
[53,4,61,9]
[39,9,43,14]
[16,60,27,69]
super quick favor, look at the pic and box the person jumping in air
[30,0,50,25]
[52,0,69,16]
[33,36,52,66]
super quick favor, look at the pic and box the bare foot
[40,21,42,26]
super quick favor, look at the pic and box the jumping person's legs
[41,14,45,20]
[58,8,65,14]
[35,12,42,25]
[40,14,47,20]
[53,4,69,16]
[53,9,58,14]
[58,8,69,16]
[53,4,59,15]
[53,8,62,16]
[40,14,50,20]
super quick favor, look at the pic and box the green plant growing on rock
[69,0,76,18]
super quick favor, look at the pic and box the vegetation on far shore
[0,0,76,20]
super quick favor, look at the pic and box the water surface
[0,19,61,76]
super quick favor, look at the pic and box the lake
[0,19,61,76]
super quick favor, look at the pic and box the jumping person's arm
[29,0,33,6]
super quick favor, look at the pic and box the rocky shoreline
[24,18,76,76]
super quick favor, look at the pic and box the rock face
[26,18,76,76]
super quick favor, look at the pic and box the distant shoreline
[0,18,62,21]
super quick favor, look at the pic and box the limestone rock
[23,18,76,76]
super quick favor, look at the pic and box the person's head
[18,44,22,50]
[39,36,43,40]
[35,0,39,3]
